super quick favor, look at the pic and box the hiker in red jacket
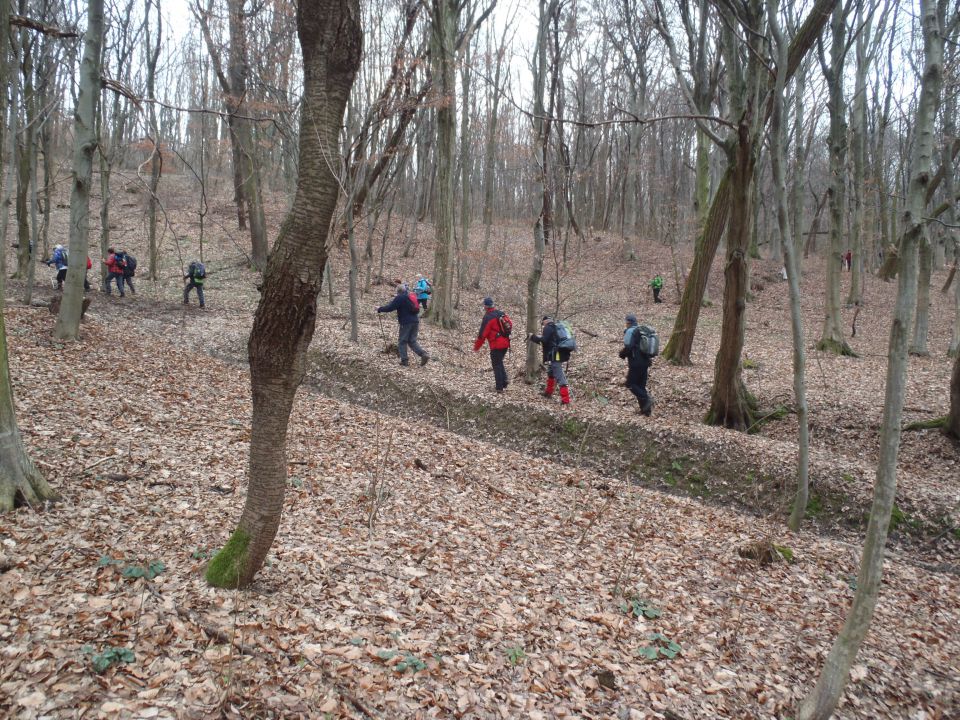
[103,247,125,296]
[473,297,511,393]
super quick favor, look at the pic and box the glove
[618,348,628,359]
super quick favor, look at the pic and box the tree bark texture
[427,0,458,329]
[797,1,944,714]
[662,0,837,366]
[818,2,855,356]
[54,0,104,341]
[205,0,361,589]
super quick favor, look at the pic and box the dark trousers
[123,274,135,293]
[418,297,429,312]
[490,348,508,390]
[627,362,651,412]
[56,268,67,288]
[184,280,205,307]
[106,271,125,296]
[398,321,427,363]
[652,287,662,303]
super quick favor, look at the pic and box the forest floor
[1,177,959,719]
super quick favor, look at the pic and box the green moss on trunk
[205,528,251,589]
[903,416,947,431]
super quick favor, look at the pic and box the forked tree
[205,0,362,589]
[797,0,949,715]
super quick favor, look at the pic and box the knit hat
[625,313,637,324]
[541,315,552,323]
[482,297,494,307]
[397,283,408,293]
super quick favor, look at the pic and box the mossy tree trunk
[53,0,103,341]
[797,1,945,714]
[910,236,932,355]
[206,0,362,589]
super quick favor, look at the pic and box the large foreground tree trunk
[205,0,362,589]
[54,0,104,341]
[797,1,945,714]
[0,313,56,511]
[947,350,960,440]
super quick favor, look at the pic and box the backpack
[495,311,513,339]
[554,320,577,351]
[633,324,659,358]
[190,261,206,280]
[114,251,127,269]
[408,291,420,312]
[123,254,137,277]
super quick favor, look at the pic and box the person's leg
[111,272,125,296]
[626,365,645,405]
[407,321,428,359]
[491,348,507,390]
[183,281,192,304]
[397,323,411,364]
[197,284,205,307]
[553,361,570,404]
[56,269,66,289]
[125,275,135,294]
[83,273,91,291]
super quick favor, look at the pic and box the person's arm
[473,316,489,351]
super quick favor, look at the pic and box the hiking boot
[420,354,430,367]
[641,399,653,416]
[400,360,409,366]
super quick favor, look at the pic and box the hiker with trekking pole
[375,283,430,367]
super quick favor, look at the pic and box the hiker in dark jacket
[184,261,206,308]
[529,315,571,405]
[376,283,430,367]
[473,297,510,393]
[620,314,653,415]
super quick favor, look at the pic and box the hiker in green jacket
[650,274,664,304]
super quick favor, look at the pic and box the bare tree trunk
[458,38,471,288]
[54,0,103,340]
[145,0,162,280]
[797,2,945,714]
[525,0,557,384]
[947,350,960,439]
[473,27,505,289]
[818,2,855,356]
[767,0,811,532]
[426,0,458,329]
[911,236,932,355]
[847,6,872,306]
[205,0,361,589]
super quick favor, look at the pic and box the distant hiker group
[374,278,659,416]
[41,246,213,309]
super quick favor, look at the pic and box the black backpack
[113,251,127,270]
[123,254,137,276]
[632,324,660,358]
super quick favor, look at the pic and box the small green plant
[395,653,427,673]
[121,561,165,580]
[288,477,304,489]
[506,646,526,666]
[84,645,135,673]
[636,633,681,661]
[191,547,211,560]
[98,556,165,580]
[620,597,662,619]
[742,357,759,370]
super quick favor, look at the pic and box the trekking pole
[377,312,387,343]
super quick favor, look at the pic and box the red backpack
[408,291,420,312]
[496,311,513,339]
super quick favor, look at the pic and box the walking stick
[377,312,387,343]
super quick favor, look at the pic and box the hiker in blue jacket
[620,314,653,416]
[414,273,432,312]
[46,245,68,290]
[376,283,430,367]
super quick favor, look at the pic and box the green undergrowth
[205,528,251,589]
